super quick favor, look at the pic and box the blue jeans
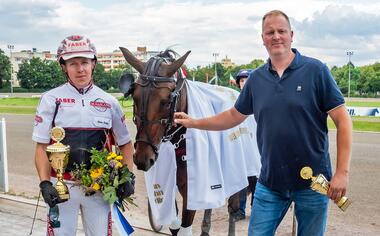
[248,182,329,236]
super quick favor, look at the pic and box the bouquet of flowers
[72,148,136,208]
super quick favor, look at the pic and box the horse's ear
[119,47,145,74]
[161,50,191,77]
[119,73,135,98]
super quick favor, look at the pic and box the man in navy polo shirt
[174,10,352,236]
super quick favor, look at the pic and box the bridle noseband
[132,56,186,156]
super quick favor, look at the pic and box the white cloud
[0,0,379,68]
[293,4,380,66]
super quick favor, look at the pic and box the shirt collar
[265,48,303,71]
[67,82,93,95]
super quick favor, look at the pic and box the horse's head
[120,47,191,171]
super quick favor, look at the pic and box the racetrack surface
[1,113,379,235]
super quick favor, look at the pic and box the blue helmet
[235,69,254,87]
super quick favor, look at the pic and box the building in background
[8,47,160,85]
[221,55,235,68]
[10,48,56,86]
[97,47,160,71]
[134,46,160,62]
[97,50,125,71]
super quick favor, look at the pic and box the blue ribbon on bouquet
[112,203,134,235]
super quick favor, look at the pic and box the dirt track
[1,113,380,235]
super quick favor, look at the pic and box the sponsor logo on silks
[90,98,111,112]
[56,98,75,103]
[34,115,43,126]
[210,184,222,190]
[67,41,88,48]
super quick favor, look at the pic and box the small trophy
[300,166,351,211]
[46,127,70,200]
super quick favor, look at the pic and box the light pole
[7,45,14,95]
[212,53,219,85]
[347,51,354,99]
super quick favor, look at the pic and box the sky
[0,0,379,69]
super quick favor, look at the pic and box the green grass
[1,97,379,132]
[0,98,134,119]
[0,97,40,106]
[0,107,37,114]
[328,117,380,132]
[345,101,380,107]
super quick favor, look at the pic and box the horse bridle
[132,56,186,156]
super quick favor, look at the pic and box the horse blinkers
[119,73,135,98]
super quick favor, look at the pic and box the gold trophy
[46,127,70,200]
[300,166,351,211]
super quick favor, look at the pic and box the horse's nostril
[137,165,145,171]
[149,158,155,167]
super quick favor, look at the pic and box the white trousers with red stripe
[47,178,112,236]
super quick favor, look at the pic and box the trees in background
[16,59,133,91]
[188,59,380,96]
[0,49,11,89]
[93,63,133,91]
[18,58,65,89]
[331,62,380,96]
[188,59,265,88]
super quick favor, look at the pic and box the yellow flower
[115,155,123,161]
[116,162,123,168]
[107,152,117,160]
[91,182,101,190]
[110,152,117,158]
[90,168,103,179]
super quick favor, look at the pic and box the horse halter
[133,56,185,156]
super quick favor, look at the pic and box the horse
[119,47,241,236]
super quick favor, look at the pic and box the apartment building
[97,46,160,71]
[9,48,56,86]
[97,50,125,71]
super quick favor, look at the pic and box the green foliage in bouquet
[72,148,136,206]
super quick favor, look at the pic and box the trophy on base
[46,127,70,200]
[300,166,351,211]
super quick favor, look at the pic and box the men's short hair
[262,10,291,31]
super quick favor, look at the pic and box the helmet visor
[61,51,95,61]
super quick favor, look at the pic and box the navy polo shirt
[235,49,344,191]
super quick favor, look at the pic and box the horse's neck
[167,82,187,148]
[178,82,187,113]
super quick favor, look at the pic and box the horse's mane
[157,49,180,63]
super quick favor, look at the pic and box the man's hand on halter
[39,180,67,207]
[174,112,195,128]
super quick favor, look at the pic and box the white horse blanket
[145,80,261,225]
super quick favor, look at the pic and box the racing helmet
[57,35,97,64]
[235,69,254,88]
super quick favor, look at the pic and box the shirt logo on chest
[90,98,111,112]
[296,85,302,92]
[56,98,76,103]
[56,97,76,108]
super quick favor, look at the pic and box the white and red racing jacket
[32,83,131,175]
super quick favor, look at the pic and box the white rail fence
[0,117,9,192]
